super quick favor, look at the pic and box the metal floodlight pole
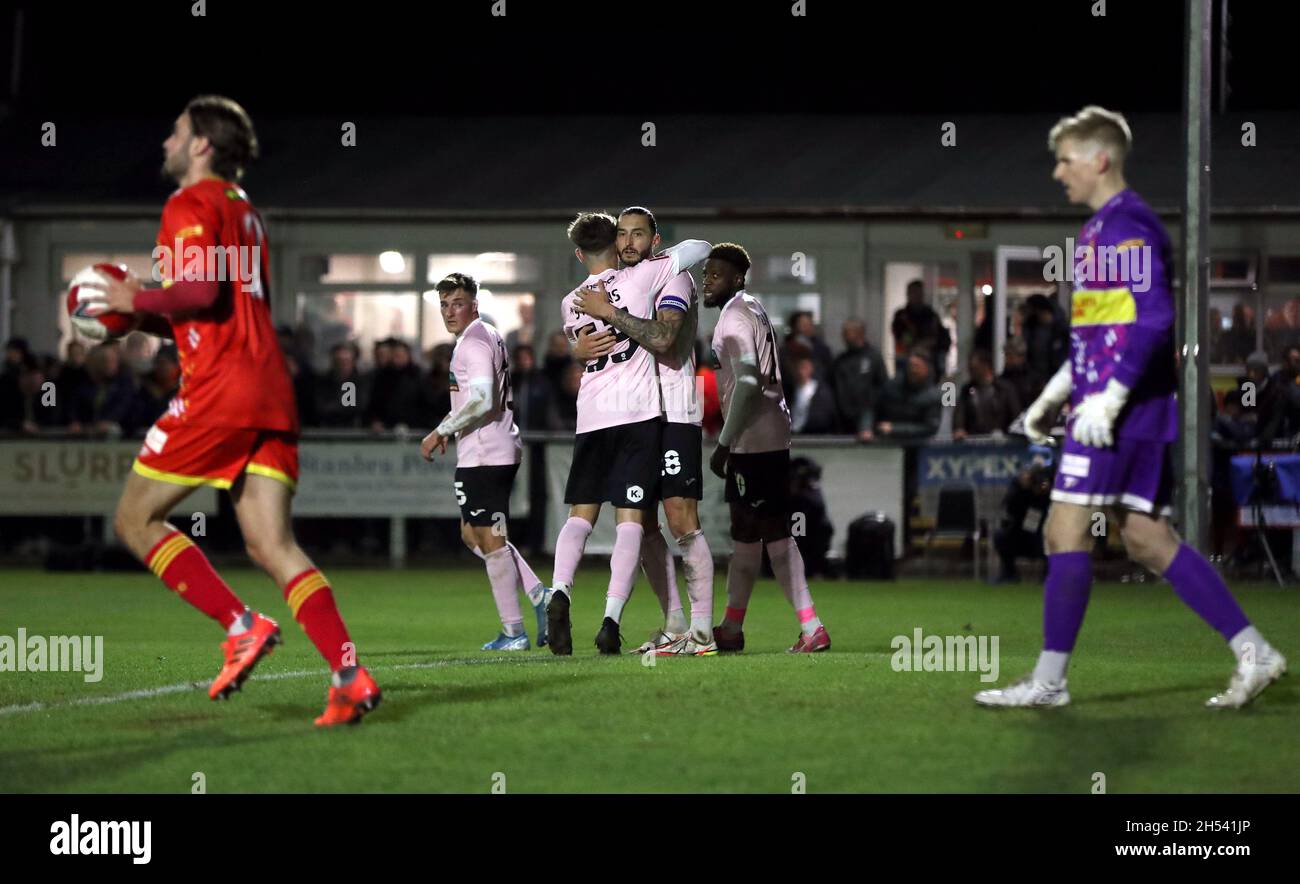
[1179,0,1213,551]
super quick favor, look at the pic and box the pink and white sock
[475,542,545,606]
[641,525,685,630]
[725,540,762,626]
[552,516,593,596]
[768,537,821,635]
[483,546,524,633]
[604,522,644,623]
[508,542,546,605]
[677,529,715,636]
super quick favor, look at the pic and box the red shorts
[133,413,299,491]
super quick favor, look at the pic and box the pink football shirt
[449,318,521,467]
[563,251,695,435]
[655,270,701,426]
[710,291,791,453]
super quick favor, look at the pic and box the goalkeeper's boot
[787,625,831,654]
[482,631,531,651]
[209,611,281,700]
[546,588,573,656]
[530,585,549,647]
[974,676,1070,708]
[595,617,622,655]
[714,620,745,653]
[1206,648,1288,709]
[630,627,685,655]
[314,666,382,727]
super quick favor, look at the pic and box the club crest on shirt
[448,370,459,392]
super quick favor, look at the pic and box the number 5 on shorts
[454,481,466,506]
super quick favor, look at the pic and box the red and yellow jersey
[155,178,297,432]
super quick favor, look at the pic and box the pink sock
[678,530,715,619]
[605,521,644,623]
[508,542,543,592]
[726,541,762,620]
[483,546,524,630]
[767,537,820,634]
[640,526,683,618]
[552,516,593,591]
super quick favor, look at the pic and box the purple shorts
[1050,435,1174,516]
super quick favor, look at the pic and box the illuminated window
[426,253,539,285]
[296,291,420,368]
[300,253,415,284]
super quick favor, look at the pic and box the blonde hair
[1048,105,1132,166]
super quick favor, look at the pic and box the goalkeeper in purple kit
[976,106,1287,709]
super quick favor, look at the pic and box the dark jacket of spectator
[868,353,942,440]
[1,365,66,433]
[830,323,887,434]
[547,362,582,432]
[891,282,951,380]
[789,358,839,435]
[954,377,1022,437]
[314,345,372,428]
[366,344,427,429]
[1022,294,1069,383]
[69,345,137,434]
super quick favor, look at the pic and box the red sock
[284,568,353,671]
[145,530,245,629]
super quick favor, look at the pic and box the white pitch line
[0,656,550,718]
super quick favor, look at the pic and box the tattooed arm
[573,280,685,357]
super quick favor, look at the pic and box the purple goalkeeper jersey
[1068,188,1178,442]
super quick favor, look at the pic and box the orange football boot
[210,612,282,700]
[314,666,382,727]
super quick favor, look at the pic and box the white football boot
[630,628,686,655]
[974,676,1070,707]
[1206,648,1288,709]
[657,629,718,657]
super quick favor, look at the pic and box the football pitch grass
[1,566,1296,794]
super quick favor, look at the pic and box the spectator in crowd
[510,344,552,431]
[953,349,1022,440]
[1021,293,1069,383]
[547,360,582,431]
[57,339,90,396]
[68,341,137,436]
[1,336,34,419]
[542,330,573,390]
[992,446,1055,583]
[1259,343,1300,445]
[789,456,835,578]
[891,280,951,380]
[1,362,66,434]
[1217,301,1256,365]
[131,347,180,430]
[279,325,317,426]
[313,341,369,428]
[831,317,887,441]
[424,342,455,424]
[505,299,536,353]
[366,338,425,430]
[869,348,942,440]
[1210,388,1257,560]
[789,353,838,434]
[372,337,395,372]
[1000,336,1039,408]
[783,310,833,386]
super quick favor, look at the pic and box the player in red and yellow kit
[80,96,380,726]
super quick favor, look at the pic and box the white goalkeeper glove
[1021,361,1073,445]
[1071,378,1130,449]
